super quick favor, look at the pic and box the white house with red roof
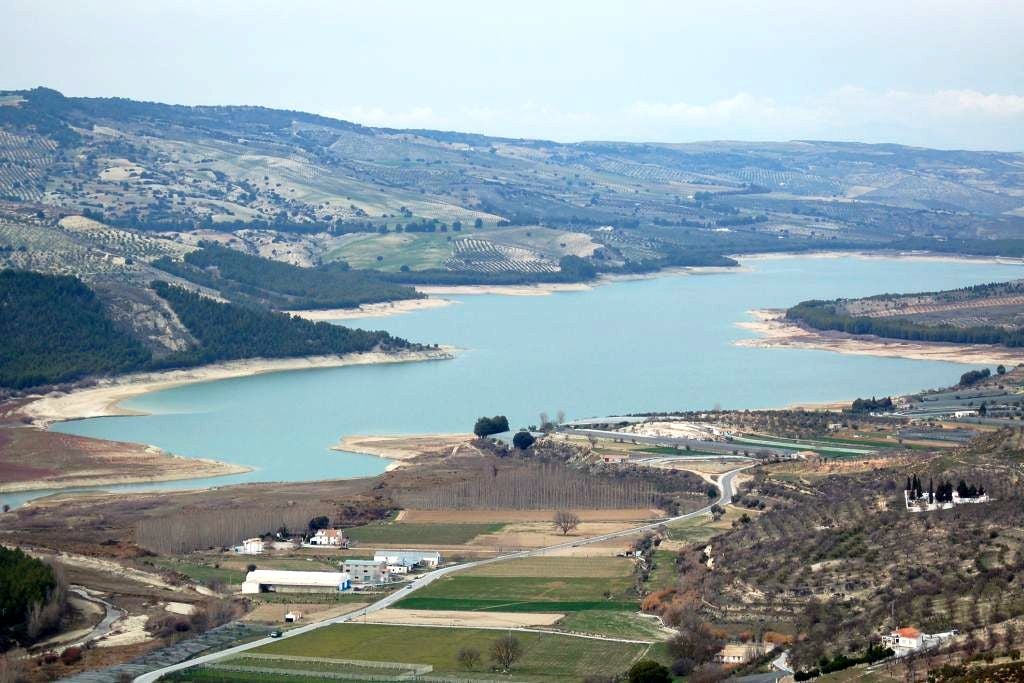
[882,627,957,657]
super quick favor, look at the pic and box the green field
[343,522,504,545]
[554,611,669,640]
[325,232,455,271]
[148,559,245,586]
[393,574,638,612]
[248,623,648,680]
[644,550,679,591]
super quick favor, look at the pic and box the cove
[8,254,1022,508]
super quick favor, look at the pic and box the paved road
[136,465,751,682]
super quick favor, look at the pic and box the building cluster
[235,536,443,594]
[904,474,990,512]
[237,527,350,555]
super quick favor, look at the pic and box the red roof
[897,627,921,638]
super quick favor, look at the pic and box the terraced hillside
[787,280,1024,346]
[0,86,1022,285]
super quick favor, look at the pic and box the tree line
[0,546,65,652]
[786,300,1024,347]
[149,281,413,367]
[135,504,328,554]
[395,462,658,510]
[0,270,417,390]
[153,243,422,310]
[0,270,151,389]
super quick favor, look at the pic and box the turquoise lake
[6,254,1023,509]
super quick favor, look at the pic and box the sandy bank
[23,347,456,427]
[736,309,1024,365]
[415,282,592,296]
[412,266,740,297]
[288,297,454,321]
[734,250,1024,266]
[0,451,250,494]
[333,433,474,470]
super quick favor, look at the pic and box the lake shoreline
[382,249,1023,305]
[22,346,457,428]
[287,297,455,321]
[736,308,1024,365]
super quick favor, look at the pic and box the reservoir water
[7,255,1023,508]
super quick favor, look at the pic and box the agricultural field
[448,236,559,274]
[325,231,455,271]
[343,521,506,546]
[553,611,670,641]
[241,623,649,680]
[395,556,639,612]
[146,558,246,587]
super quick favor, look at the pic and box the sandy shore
[736,309,1024,365]
[333,433,474,470]
[0,450,250,494]
[734,250,1024,266]
[23,347,456,427]
[415,282,593,296]
[288,297,454,321]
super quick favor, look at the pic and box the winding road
[135,465,752,682]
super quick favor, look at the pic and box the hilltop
[1,86,1022,286]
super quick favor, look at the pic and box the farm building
[241,570,351,594]
[602,454,629,464]
[373,550,442,568]
[308,528,346,547]
[342,559,388,585]
[240,537,264,555]
[714,641,774,665]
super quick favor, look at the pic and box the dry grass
[242,601,368,624]
[472,521,639,549]
[398,508,662,523]
[462,556,634,579]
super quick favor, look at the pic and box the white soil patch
[96,615,150,648]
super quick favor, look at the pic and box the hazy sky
[4,0,1023,150]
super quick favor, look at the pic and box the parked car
[269,630,282,638]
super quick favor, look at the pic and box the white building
[905,489,991,512]
[387,564,409,575]
[373,550,441,569]
[308,529,346,547]
[882,627,957,657]
[241,570,351,594]
[240,537,264,555]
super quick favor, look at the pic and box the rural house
[881,627,957,656]
[308,528,346,547]
[240,537,264,555]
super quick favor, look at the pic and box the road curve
[136,465,752,682]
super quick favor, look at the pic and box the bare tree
[0,650,26,683]
[456,646,481,670]
[490,633,523,672]
[553,510,581,535]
